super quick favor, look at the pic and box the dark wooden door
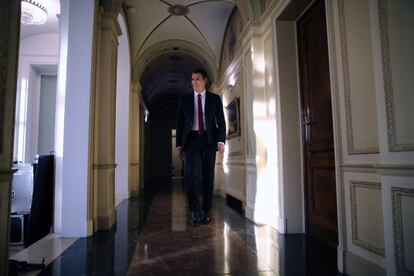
[297,0,338,247]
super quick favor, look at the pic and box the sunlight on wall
[223,154,229,174]
[17,78,28,162]
[222,90,230,174]
[267,99,276,116]
[228,74,236,87]
[252,115,279,227]
[253,102,266,118]
[249,38,280,228]
[253,53,266,73]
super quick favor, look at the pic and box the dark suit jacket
[176,91,226,150]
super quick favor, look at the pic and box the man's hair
[192,68,209,81]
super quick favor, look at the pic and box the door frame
[297,0,338,247]
[273,0,344,257]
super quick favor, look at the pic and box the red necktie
[197,94,204,135]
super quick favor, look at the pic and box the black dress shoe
[190,212,200,227]
[202,212,211,224]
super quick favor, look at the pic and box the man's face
[191,73,207,93]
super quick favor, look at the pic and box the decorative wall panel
[378,0,414,152]
[392,187,414,274]
[225,165,245,201]
[338,0,379,155]
[350,181,385,256]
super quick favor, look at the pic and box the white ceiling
[20,0,60,39]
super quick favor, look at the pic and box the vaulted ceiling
[123,0,236,114]
[125,0,235,69]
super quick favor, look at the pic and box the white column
[56,0,96,237]
[0,1,20,273]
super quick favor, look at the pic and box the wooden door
[297,0,338,247]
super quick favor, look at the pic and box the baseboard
[97,208,116,230]
[129,189,139,197]
[213,188,226,198]
[225,194,244,215]
[277,217,287,234]
[345,250,386,276]
[245,205,254,222]
[337,246,345,273]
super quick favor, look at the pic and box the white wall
[38,75,57,155]
[19,33,59,55]
[115,13,131,199]
[275,21,304,234]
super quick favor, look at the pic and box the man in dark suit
[176,68,226,227]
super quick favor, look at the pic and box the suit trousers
[184,131,216,214]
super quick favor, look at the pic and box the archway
[139,48,214,193]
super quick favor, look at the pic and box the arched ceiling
[141,51,205,111]
[124,0,237,114]
[124,0,235,68]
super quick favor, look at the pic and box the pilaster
[0,0,20,273]
[129,81,141,197]
[92,10,121,230]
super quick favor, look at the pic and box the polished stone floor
[29,180,340,275]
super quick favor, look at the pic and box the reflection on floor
[33,180,340,275]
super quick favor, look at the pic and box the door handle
[302,117,316,143]
[302,119,316,126]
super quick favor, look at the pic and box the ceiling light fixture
[127,6,137,13]
[168,5,189,16]
[21,0,48,25]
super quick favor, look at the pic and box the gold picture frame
[226,97,241,139]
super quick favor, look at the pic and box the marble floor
[11,180,342,275]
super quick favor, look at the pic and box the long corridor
[35,180,338,275]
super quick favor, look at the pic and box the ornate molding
[93,163,117,169]
[99,10,122,41]
[342,163,414,176]
[350,181,385,256]
[392,187,414,275]
[378,0,414,152]
[234,0,253,23]
[227,151,242,157]
[338,0,379,155]
[130,81,142,93]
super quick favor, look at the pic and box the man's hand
[218,143,225,154]
[176,147,184,159]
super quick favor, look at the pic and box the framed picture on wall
[226,97,241,139]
